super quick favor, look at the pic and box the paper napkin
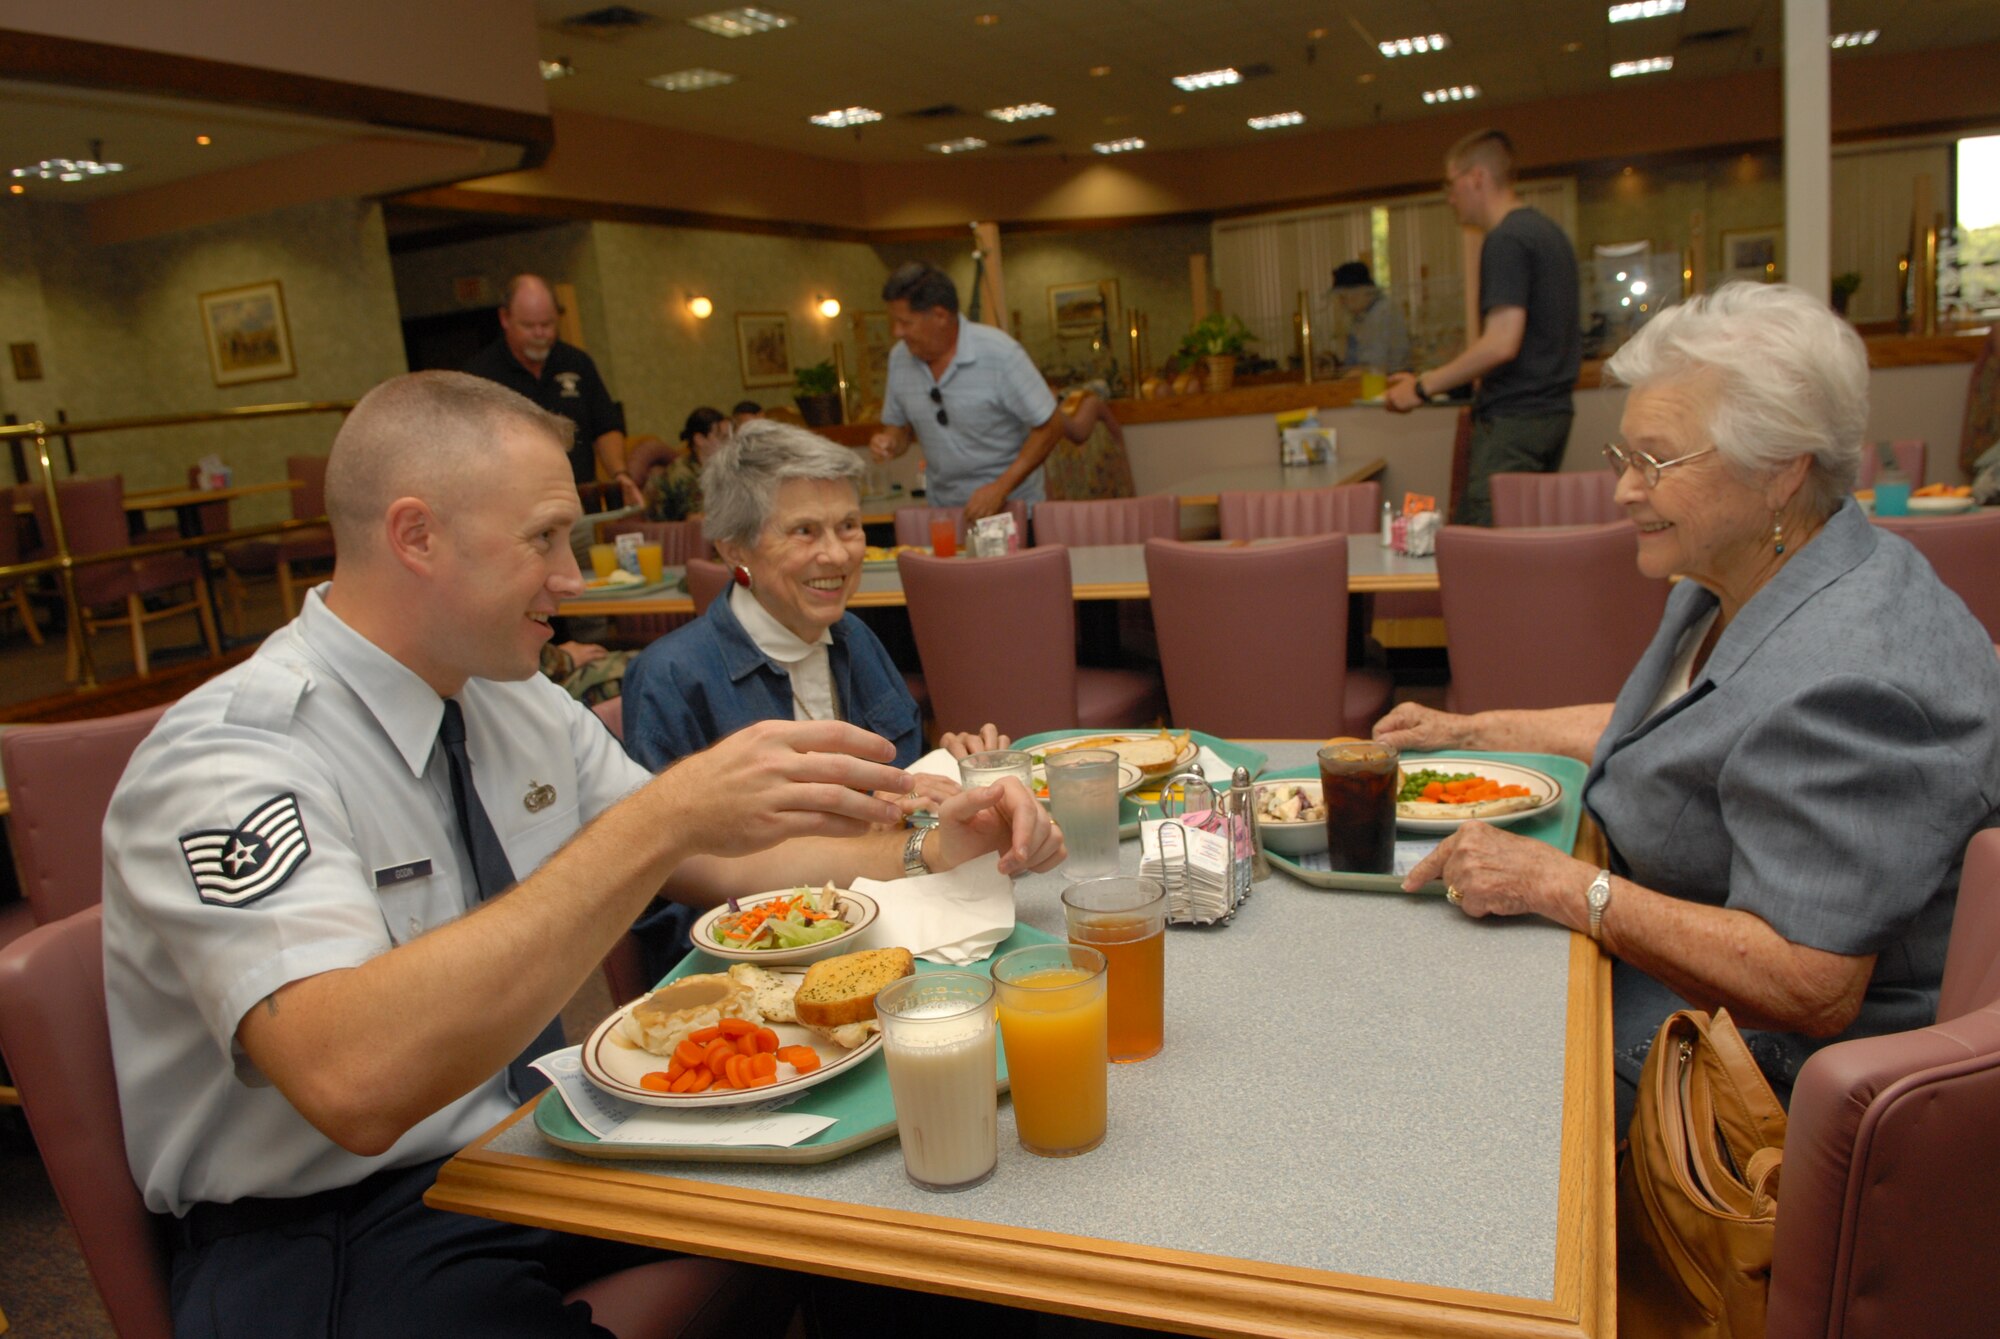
[851,854,1016,965]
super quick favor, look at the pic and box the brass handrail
[0,400,356,441]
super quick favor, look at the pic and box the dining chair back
[1216,483,1381,539]
[624,436,677,483]
[685,557,731,615]
[3,703,170,924]
[892,501,1029,549]
[1436,522,1669,713]
[1032,496,1179,547]
[273,456,337,621]
[1855,439,1927,490]
[0,486,44,644]
[1490,471,1623,527]
[595,519,704,645]
[1871,510,2000,640]
[1145,537,1392,738]
[897,545,1161,737]
[1767,828,2000,1339]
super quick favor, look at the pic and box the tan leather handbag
[1617,1008,1787,1339]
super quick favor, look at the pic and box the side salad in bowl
[691,884,879,965]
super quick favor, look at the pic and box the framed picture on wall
[1048,279,1119,339]
[198,280,296,386]
[851,310,894,404]
[1719,228,1782,284]
[736,312,794,388]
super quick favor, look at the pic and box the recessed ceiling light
[9,158,124,181]
[986,102,1055,122]
[808,106,882,128]
[1830,29,1879,48]
[1307,27,1329,39]
[686,7,794,37]
[972,12,999,24]
[1562,40,1585,53]
[195,134,212,146]
[926,137,988,154]
[1421,85,1481,104]
[646,68,736,91]
[1172,67,1243,91]
[1378,33,1449,58]
[1608,0,1683,21]
[539,57,574,81]
[1169,103,1188,114]
[1610,55,1673,76]
[1247,111,1305,130]
[1089,64,1111,77]
[1357,71,1377,84]
[1092,136,1145,155]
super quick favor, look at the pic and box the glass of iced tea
[1061,877,1165,1063]
[1317,741,1400,873]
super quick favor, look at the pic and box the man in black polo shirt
[463,274,640,505]
[1386,129,1581,526]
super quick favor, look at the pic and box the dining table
[426,739,1615,1339]
[557,535,1439,619]
[122,478,302,538]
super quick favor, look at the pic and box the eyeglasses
[1602,441,1717,488]
[928,387,949,427]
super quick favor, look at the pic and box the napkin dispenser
[1142,769,1253,925]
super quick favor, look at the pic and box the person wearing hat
[1332,261,1413,375]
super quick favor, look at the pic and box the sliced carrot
[778,1045,821,1074]
[726,1054,751,1089]
[686,1069,715,1093]
[745,1072,777,1089]
[752,1052,778,1079]
[717,1018,756,1038]
[703,1039,737,1074]
[640,1071,674,1092]
[670,1066,704,1093]
[665,1059,688,1082]
[755,1026,782,1054]
[673,1038,705,1068]
[687,1025,721,1045]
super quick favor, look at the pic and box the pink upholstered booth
[3,703,169,925]
[1854,439,1927,489]
[277,455,336,619]
[897,545,1162,738]
[597,518,704,644]
[1145,537,1393,738]
[1767,828,2000,1339]
[892,501,1029,548]
[1215,483,1381,540]
[1870,510,2000,640]
[1032,495,1179,546]
[1436,522,1670,713]
[0,908,777,1339]
[685,557,732,614]
[1489,471,1623,527]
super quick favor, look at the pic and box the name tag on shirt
[373,859,433,888]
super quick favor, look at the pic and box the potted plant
[793,360,843,426]
[1178,314,1256,392]
[1831,271,1862,317]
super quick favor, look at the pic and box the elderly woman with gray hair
[1375,282,2000,1126]
[622,419,1005,774]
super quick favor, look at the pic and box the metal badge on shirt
[554,371,582,399]
[524,779,556,812]
[178,792,312,907]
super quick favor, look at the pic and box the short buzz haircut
[324,371,572,552]
[1447,128,1516,188]
[701,419,863,550]
[881,262,959,316]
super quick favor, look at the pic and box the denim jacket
[621,591,924,773]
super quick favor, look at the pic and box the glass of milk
[876,972,999,1192]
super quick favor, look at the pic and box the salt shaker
[1379,501,1394,547]
[1228,766,1268,890]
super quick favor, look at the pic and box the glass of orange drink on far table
[992,943,1108,1157]
[1061,876,1165,1064]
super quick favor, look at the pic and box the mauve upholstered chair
[685,557,732,614]
[1436,522,1669,713]
[274,455,335,620]
[1144,536,1392,738]
[897,545,1162,738]
[1031,495,1179,547]
[1870,509,2000,640]
[0,908,771,1339]
[892,500,1029,549]
[1854,439,1927,490]
[1216,483,1381,540]
[1767,827,2000,1339]
[1490,471,1623,528]
[2,702,170,925]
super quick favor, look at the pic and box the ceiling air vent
[1003,133,1057,148]
[1237,62,1277,80]
[900,103,970,120]
[560,6,658,38]
[1678,25,1750,47]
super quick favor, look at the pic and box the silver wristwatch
[1586,869,1614,941]
[902,825,933,879]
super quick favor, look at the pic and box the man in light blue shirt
[869,263,1062,519]
[1332,260,1413,374]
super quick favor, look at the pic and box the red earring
[732,565,752,588]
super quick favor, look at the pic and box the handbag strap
[1686,1008,1788,1174]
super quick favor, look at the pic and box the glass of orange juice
[1061,877,1165,1063]
[992,943,1107,1157]
[635,543,664,584]
[588,543,618,580]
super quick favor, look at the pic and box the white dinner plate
[581,967,880,1108]
[1032,731,1196,782]
[1028,757,1146,799]
[1395,759,1563,834]
[689,887,877,966]
[1906,496,1977,514]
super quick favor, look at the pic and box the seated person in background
[101,371,1061,1339]
[1374,283,2000,1131]
[731,400,764,428]
[623,419,1005,774]
[642,406,731,521]
[541,638,632,706]
[1331,260,1413,374]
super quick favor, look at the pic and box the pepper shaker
[1229,766,1271,884]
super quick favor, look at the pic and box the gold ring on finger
[1446,885,1463,906]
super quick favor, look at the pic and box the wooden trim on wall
[391,186,882,244]
[0,27,554,170]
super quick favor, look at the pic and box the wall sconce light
[687,295,714,319]
[816,295,842,318]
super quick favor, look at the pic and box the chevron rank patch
[179,793,312,907]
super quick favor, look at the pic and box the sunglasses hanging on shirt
[929,387,949,426]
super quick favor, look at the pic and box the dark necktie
[439,699,565,1101]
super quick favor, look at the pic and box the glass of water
[1044,748,1121,878]
[958,749,1033,793]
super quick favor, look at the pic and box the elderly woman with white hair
[1375,282,2000,1125]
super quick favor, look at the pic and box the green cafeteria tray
[533,922,1054,1164]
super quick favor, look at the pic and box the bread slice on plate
[793,947,915,1029]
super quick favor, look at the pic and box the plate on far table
[581,966,881,1109]
[1906,496,1977,514]
[1395,758,1563,835]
